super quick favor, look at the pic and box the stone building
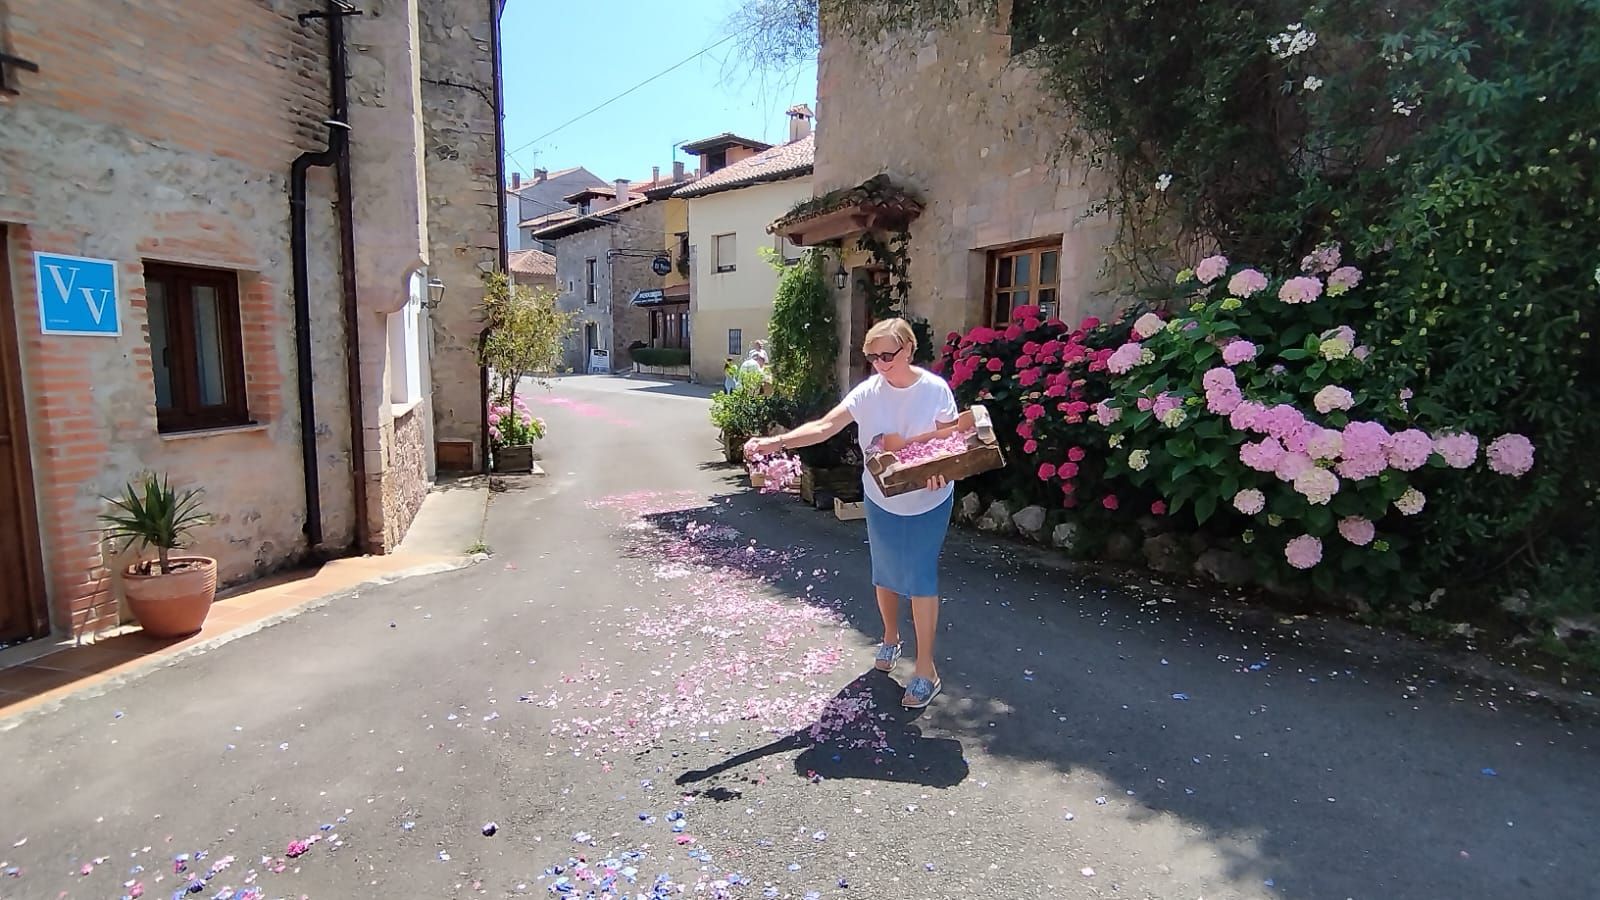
[506,166,609,252]
[677,111,815,385]
[772,1,1121,390]
[508,248,557,295]
[0,0,503,645]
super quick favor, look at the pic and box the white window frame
[714,233,737,273]
[389,271,425,408]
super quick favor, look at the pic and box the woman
[747,318,971,708]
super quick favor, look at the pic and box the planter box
[799,465,861,505]
[865,404,1006,497]
[494,444,536,473]
[834,497,866,521]
[633,363,693,380]
[750,471,766,488]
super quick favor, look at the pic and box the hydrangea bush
[488,396,545,449]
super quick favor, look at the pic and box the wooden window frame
[143,262,250,433]
[714,233,737,273]
[584,257,597,304]
[984,240,1062,327]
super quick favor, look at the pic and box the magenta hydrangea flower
[1313,385,1354,414]
[1278,276,1324,305]
[1094,400,1122,426]
[1432,431,1479,469]
[1024,403,1046,421]
[1233,488,1267,515]
[1284,534,1323,569]
[1338,516,1376,546]
[1326,265,1363,296]
[1240,437,1287,473]
[1222,340,1258,366]
[1230,400,1267,432]
[1227,268,1269,298]
[1486,433,1535,477]
[1202,366,1237,393]
[1385,428,1434,472]
[1195,254,1229,284]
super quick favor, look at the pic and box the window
[776,234,803,265]
[585,258,597,303]
[727,328,742,356]
[675,232,690,275]
[705,150,728,172]
[651,307,688,349]
[714,234,737,273]
[388,272,425,407]
[986,241,1061,326]
[144,262,249,432]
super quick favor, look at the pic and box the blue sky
[500,1,817,184]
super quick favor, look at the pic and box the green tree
[766,249,838,414]
[478,272,576,405]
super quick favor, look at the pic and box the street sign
[34,252,120,336]
[650,255,672,276]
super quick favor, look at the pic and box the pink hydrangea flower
[1301,243,1342,274]
[1486,433,1535,477]
[1222,340,1258,366]
[1282,421,1315,454]
[1313,385,1354,414]
[1150,500,1168,516]
[1285,534,1323,569]
[1342,421,1390,459]
[1195,254,1229,284]
[1337,453,1387,481]
[1274,451,1316,483]
[1058,461,1080,479]
[1306,427,1344,460]
[1278,276,1324,304]
[1202,367,1237,393]
[1432,431,1479,469]
[1094,401,1122,426]
[1228,268,1268,298]
[1207,388,1243,415]
[1326,266,1363,296]
[1038,462,1058,480]
[1004,324,1023,341]
[1338,516,1376,546]
[1106,343,1144,374]
[1068,446,1087,462]
[1152,392,1182,420]
[1019,368,1042,387]
[1023,439,1039,454]
[1024,403,1046,421]
[1102,494,1120,511]
[1385,428,1433,471]
[1293,466,1340,504]
[1132,312,1165,339]
[1233,488,1266,515]
[1261,404,1308,441]
[986,357,1004,372]
[1230,400,1266,432]
[1239,437,1286,473]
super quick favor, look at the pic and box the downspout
[290,0,358,550]
[482,0,510,473]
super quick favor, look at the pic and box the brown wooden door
[0,227,47,643]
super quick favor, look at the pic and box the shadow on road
[674,669,969,792]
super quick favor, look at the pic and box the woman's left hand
[925,474,948,491]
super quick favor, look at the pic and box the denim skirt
[864,493,955,597]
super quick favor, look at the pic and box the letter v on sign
[34,252,121,336]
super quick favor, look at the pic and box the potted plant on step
[489,396,546,473]
[99,474,217,638]
[710,369,783,465]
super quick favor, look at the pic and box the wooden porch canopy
[767,174,924,247]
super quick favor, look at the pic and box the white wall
[686,176,813,382]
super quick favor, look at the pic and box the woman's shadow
[675,670,969,793]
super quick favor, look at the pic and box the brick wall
[0,1,356,637]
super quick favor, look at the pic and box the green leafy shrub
[766,249,838,416]
[632,347,690,367]
[710,370,785,438]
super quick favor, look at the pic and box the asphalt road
[1,374,1596,900]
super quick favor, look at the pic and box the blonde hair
[863,317,917,354]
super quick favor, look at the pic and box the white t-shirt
[842,367,959,516]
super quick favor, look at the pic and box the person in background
[745,318,971,708]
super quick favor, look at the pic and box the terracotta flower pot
[123,556,217,638]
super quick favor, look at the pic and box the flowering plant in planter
[1095,248,1535,592]
[488,396,545,449]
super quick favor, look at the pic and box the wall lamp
[425,277,447,309]
[834,261,848,291]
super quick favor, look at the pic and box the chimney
[533,168,549,183]
[652,166,660,187]
[614,179,630,206]
[672,160,685,183]
[786,104,814,143]
[511,172,521,190]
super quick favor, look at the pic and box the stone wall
[815,2,1123,389]
[419,0,501,470]
[0,0,354,636]
[609,203,667,370]
[550,225,615,373]
[379,404,430,551]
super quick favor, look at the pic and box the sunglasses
[864,345,904,364]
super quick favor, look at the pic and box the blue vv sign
[34,252,121,336]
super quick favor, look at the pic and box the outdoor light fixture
[834,261,848,291]
[426,277,447,309]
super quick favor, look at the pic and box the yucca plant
[99,474,212,575]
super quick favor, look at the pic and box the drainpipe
[481,0,510,473]
[331,12,370,553]
[291,0,361,551]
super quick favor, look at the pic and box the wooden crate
[749,471,766,488]
[834,497,866,521]
[799,465,861,505]
[864,404,1006,497]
